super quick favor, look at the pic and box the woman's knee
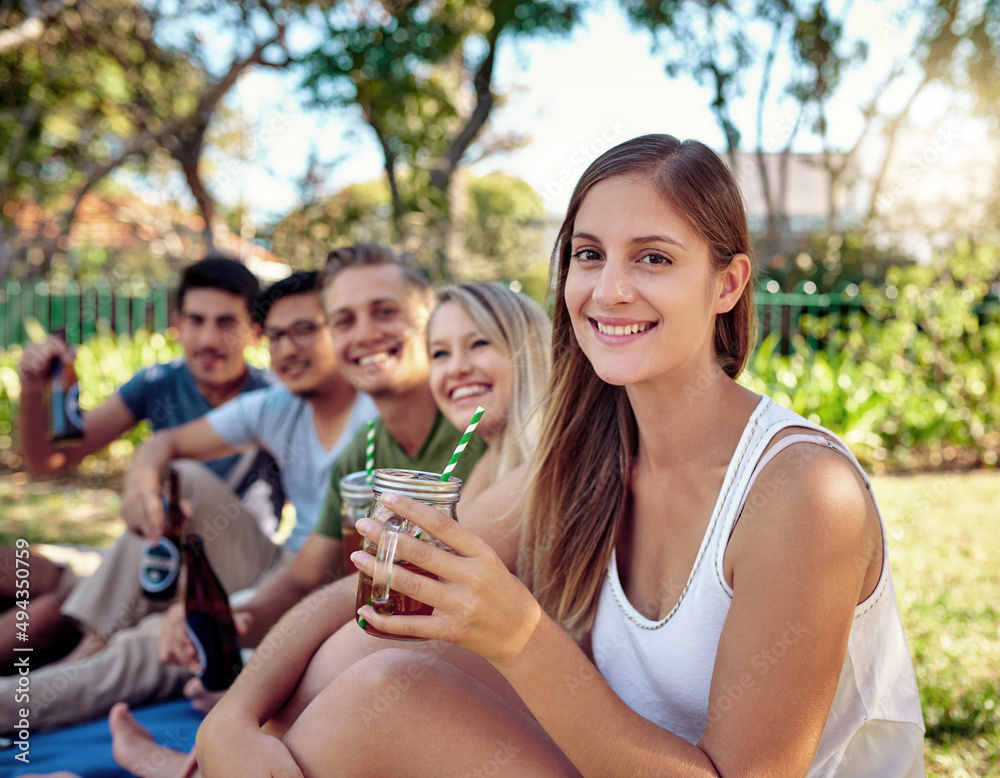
[336,648,442,710]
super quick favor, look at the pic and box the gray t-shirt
[206,384,378,551]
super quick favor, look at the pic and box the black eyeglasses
[264,320,326,349]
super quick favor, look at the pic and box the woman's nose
[592,259,636,308]
[447,350,472,376]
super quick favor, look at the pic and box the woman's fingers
[351,542,452,608]
[380,493,489,557]
[352,550,453,642]
[354,517,473,585]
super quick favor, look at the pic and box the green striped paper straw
[365,420,376,483]
[441,406,485,482]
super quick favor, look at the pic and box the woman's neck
[627,367,759,473]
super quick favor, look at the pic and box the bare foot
[62,628,109,663]
[109,702,190,778]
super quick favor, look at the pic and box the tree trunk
[176,145,218,251]
[423,28,501,281]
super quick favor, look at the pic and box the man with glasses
[0,271,376,732]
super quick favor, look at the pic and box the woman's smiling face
[564,174,727,389]
[428,301,514,445]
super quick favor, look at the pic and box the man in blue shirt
[11,256,282,663]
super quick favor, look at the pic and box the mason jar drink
[355,469,461,641]
[339,471,374,574]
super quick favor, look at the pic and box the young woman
[108,281,553,778]
[427,281,551,504]
[273,134,925,777]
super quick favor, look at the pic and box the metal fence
[754,282,868,356]
[0,279,171,348]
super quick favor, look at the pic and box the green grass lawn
[2,468,998,775]
[873,471,1000,777]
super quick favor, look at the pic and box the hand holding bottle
[139,468,186,600]
[18,336,75,387]
[159,601,253,674]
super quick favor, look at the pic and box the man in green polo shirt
[314,245,486,534]
[157,243,485,671]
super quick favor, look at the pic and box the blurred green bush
[742,241,999,472]
[0,328,269,474]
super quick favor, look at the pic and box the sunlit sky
[201,0,984,224]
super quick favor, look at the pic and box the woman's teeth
[451,385,489,401]
[596,321,652,336]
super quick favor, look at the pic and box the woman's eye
[431,349,448,360]
[572,249,602,263]
[471,338,490,349]
[640,253,672,266]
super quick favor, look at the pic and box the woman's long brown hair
[518,135,757,638]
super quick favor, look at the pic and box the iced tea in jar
[355,468,461,641]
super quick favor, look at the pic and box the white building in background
[727,125,1000,262]
[730,151,862,237]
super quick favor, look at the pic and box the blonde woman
[427,281,551,504]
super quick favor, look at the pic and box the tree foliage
[270,170,546,282]
[0,0,313,280]
[299,0,578,280]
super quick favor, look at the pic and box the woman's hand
[352,492,542,668]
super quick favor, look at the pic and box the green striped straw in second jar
[441,406,485,481]
[365,420,376,484]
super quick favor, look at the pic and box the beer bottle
[47,357,85,443]
[139,468,184,600]
[182,533,243,691]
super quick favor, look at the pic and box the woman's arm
[354,446,878,777]
[455,464,527,569]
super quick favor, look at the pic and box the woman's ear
[715,253,751,314]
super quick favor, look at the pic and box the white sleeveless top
[592,396,926,777]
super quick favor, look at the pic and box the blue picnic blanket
[1,698,202,777]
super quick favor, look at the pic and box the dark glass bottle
[47,358,84,443]
[139,468,184,600]
[182,533,243,691]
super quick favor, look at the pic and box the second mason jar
[339,471,374,574]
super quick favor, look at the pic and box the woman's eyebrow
[629,234,687,250]
[571,230,687,251]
